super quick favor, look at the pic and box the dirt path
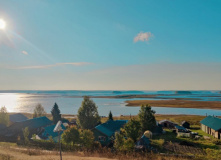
[0,146,116,160]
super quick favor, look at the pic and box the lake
[0,90,221,116]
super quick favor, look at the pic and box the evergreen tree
[0,106,9,126]
[124,119,141,142]
[77,96,100,129]
[51,103,61,124]
[138,104,156,132]
[108,111,113,121]
[33,103,46,118]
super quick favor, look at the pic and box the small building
[92,120,128,146]
[0,116,52,142]
[200,116,221,139]
[9,113,28,124]
[182,121,190,129]
[159,120,177,128]
[39,124,66,142]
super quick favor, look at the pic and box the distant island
[175,91,192,94]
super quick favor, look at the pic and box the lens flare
[0,19,6,29]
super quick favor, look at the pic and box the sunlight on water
[0,93,20,112]
[0,92,221,116]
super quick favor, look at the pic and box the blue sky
[0,0,221,90]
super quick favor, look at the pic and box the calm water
[0,90,221,116]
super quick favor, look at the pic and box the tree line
[0,96,157,151]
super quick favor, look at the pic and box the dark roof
[8,116,52,131]
[42,124,66,138]
[200,116,221,131]
[9,113,28,123]
[95,120,128,137]
[182,121,190,125]
[0,124,6,130]
[0,117,52,137]
[159,119,177,124]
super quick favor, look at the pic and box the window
[98,136,106,141]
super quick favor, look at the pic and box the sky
[0,0,221,90]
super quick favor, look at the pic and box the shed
[182,121,190,129]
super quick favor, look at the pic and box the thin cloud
[134,32,153,43]
[10,62,93,69]
[56,62,93,66]
[22,51,28,55]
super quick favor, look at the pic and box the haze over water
[1,90,221,116]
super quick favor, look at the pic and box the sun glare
[0,19,6,29]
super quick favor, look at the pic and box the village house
[159,120,177,128]
[38,124,66,142]
[0,116,52,142]
[9,113,28,125]
[92,120,128,146]
[200,115,221,139]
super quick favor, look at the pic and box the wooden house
[9,113,28,125]
[38,124,66,142]
[159,120,177,128]
[200,116,221,139]
[0,116,52,142]
[92,120,128,146]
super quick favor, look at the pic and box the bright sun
[0,19,6,29]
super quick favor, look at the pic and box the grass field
[125,99,221,110]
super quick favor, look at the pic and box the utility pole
[54,121,63,160]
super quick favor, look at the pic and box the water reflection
[0,93,221,116]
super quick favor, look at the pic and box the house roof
[9,113,28,123]
[42,124,66,138]
[182,121,190,125]
[95,120,128,137]
[0,124,6,130]
[200,116,221,131]
[159,119,177,124]
[8,116,52,131]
